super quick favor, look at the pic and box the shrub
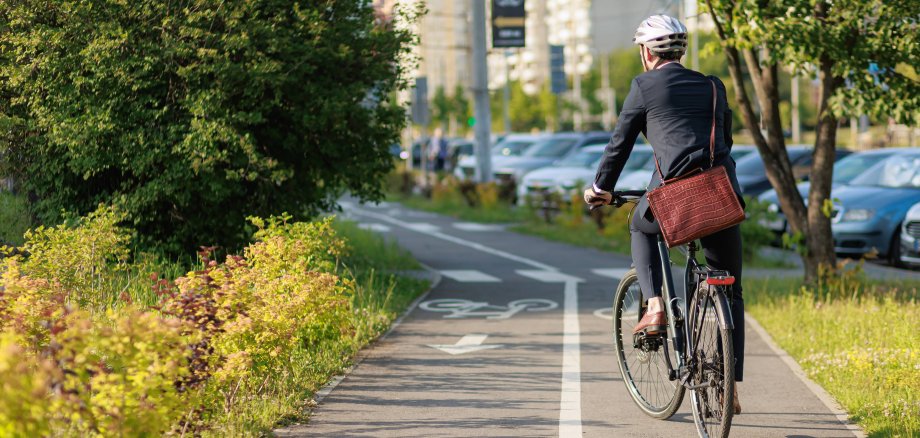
[53,309,193,437]
[475,182,500,210]
[19,205,130,308]
[740,197,778,260]
[0,260,67,351]
[0,0,422,253]
[0,333,55,438]
[163,216,353,422]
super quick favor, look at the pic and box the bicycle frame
[657,236,735,384]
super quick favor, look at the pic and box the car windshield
[556,149,605,168]
[523,138,579,158]
[832,152,895,183]
[492,140,535,156]
[850,155,920,188]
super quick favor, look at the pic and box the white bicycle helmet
[633,15,688,56]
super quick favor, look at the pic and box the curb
[308,263,442,406]
[747,316,867,438]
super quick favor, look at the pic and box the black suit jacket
[593,63,744,221]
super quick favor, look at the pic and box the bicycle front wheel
[612,268,684,419]
[688,287,735,438]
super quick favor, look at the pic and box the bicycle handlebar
[588,190,646,211]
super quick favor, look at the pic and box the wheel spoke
[688,290,733,437]
[613,274,682,417]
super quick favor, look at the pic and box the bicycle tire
[612,268,684,419]
[688,286,735,438]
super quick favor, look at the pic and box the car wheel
[888,227,904,268]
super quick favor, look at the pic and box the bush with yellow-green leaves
[0,207,406,436]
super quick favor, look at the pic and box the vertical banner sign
[550,45,566,95]
[492,0,526,48]
[412,77,429,125]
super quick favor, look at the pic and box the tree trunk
[706,0,836,283]
[804,55,840,280]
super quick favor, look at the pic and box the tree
[704,0,919,281]
[0,1,421,253]
[451,84,471,135]
[431,85,452,130]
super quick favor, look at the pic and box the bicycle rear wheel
[612,269,684,419]
[688,286,735,438]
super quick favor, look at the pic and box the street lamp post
[471,0,492,183]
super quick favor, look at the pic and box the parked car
[447,139,474,171]
[517,144,653,203]
[759,148,920,235]
[900,202,920,266]
[732,145,852,196]
[453,133,544,180]
[490,132,612,186]
[616,144,756,191]
[803,153,920,264]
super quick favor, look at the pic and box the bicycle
[593,190,736,438]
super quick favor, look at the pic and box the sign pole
[472,0,492,183]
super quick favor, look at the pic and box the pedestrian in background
[429,128,448,171]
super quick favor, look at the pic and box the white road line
[347,206,581,434]
[439,270,501,282]
[559,280,582,438]
[591,268,632,280]
[517,270,584,283]
[403,222,440,232]
[453,222,506,232]
[347,208,557,271]
[357,223,391,232]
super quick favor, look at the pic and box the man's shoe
[633,308,666,335]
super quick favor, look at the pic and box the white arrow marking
[427,334,502,355]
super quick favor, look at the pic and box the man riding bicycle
[584,15,745,414]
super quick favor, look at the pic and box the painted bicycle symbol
[419,298,558,320]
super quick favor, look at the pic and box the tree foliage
[0,0,420,253]
[704,0,919,280]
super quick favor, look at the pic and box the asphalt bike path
[277,201,860,437]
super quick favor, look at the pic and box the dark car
[732,146,851,196]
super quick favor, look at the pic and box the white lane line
[591,268,632,279]
[559,280,582,437]
[347,206,581,434]
[403,222,440,232]
[357,223,391,232]
[453,222,506,232]
[517,270,584,283]
[439,270,502,283]
[347,208,557,271]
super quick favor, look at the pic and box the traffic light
[467,117,476,127]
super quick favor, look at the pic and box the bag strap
[654,78,718,183]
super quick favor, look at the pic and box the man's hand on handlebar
[583,187,613,209]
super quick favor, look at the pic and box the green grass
[746,273,920,437]
[396,193,528,223]
[0,191,31,246]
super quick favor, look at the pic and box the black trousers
[630,212,745,381]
